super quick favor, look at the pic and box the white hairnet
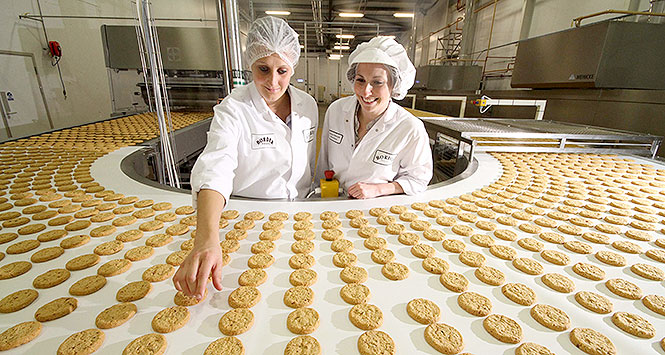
[245,16,300,70]
[346,36,416,100]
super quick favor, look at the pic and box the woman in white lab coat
[173,16,318,299]
[317,36,432,199]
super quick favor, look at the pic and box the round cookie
[458,250,485,267]
[515,343,554,355]
[33,268,70,289]
[483,314,522,344]
[605,278,642,300]
[340,283,371,305]
[57,329,104,355]
[0,321,42,351]
[541,273,575,293]
[203,336,243,355]
[331,239,353,252]
[439,271,468,293]
[239,269,268,287]
[95,302,137,329]
[228,286,261,308]
[422,257,449,274]
[574,291,613,314]
[98,258,132,277]
[530,304,570,331]
[501,283,536,306]
[289,253,315,269]
[474,266,505,286]
[406,298,441,324]
[340,266,368,284]
[142,264,175,282]
[286,307,319,335]
[34,297,77,322]
[573,262,605,281]
[69,274,107,296]
[457,292,492,317]
[332,252,356,268]
[284,335,320,355]
[116,281,152,302]
[123,333,167,355]
[152,306,190,333]
[611,312,654,338]
[423,323,463,355]
[512,257,543,275]
[0,289,38,313]
[381,262,409,280]
[284,286,314,309]
[289,269,318,287]
[357,330,394,355]
[349,303,383,330]
[218,308,254,336]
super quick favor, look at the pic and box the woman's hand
[348,181,403,199]
[172,239,224,299]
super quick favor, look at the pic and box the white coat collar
[248,81,302,123]
[342,96,399,136]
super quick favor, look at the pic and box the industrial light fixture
[383,35,396,39]
[393,12,414,18]
[335,34,355,39]
[300,44,305,48]
[339,12,364,18]
[333,45,350,50]
[329,54,342,60]
[265,10,291,16]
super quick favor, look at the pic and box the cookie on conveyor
[541,273,575,293]
[228,286,261,308]
[203,336,243,355]
[406,298,440,324]
[530,304,570,331]
[515,342,554,355]
[483,314,522,344]
[611,311,654,338]
[287,307,319,335]
[381,262,409,280]
[423,323,463,355]
[69,274,107,296]
[574,291,613,314]
[422,257,449,274]
[34,297,77,322]
[642,294,665,316]
[152,306,190,333]
[0,261,32,280]
[116,281,153,302]
[239,269,268,287]
[289,269,318,287]
[357,330,395,355]
[97,258,131,277]
[284,335,321,355]
[56,328,105,355]
[284,286,314,309]
[0,321,42,351]
[512,257,543,275]
[290,253,315,269]
[65,253,100,271]
[457,292,492,317]
[340,283,371,305]
[439,271,468,293]
[175,289,208,306]
[0,289,38,313]
[474,266,505,286]
[123,333,167,355]
[349,303,383,330]
[501,283,536,306]
[219,308,254,336]
[142,264,175,282]
[95,302,137,329]
[572,262,605,281]
[569,328,616,355]
[605,278,642,300]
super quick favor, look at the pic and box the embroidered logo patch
[303,126,316,143]
[329,130,343,144]
[372,149,396,166]
[251,134,276,149]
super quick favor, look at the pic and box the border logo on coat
[303,126,316,143]
[372,149,396,165]
[329,130,343,144]
[251,134,276,149]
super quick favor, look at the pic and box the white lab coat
[191,82,318,205]
[316,96,432,195]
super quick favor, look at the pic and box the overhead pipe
[215,0,232,97]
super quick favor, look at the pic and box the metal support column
[225,0,244,87]
[458,0,477,61]
[215,0,232,97]
[518,0,535,40]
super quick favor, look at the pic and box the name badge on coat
[372,149,396,166]
[302,126,316,143]
[329,130,343,144]
[251,133,276,150]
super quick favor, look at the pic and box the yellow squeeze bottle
[320,170,339,198]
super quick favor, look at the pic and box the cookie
[203,336,243,355]
[512,257,543,275]
[515,343,554,355]
[6,239,40,254]
[31,246,65,262]
[530,304,570,331]
[483,314,522,344]
[488,244,516,260]
[33,268,70,288]
[422,257,449,274]
[37,229,67,242]
[145,233,172,247]
[219,308,254,336]
[0,289,38,313]
[287,308,319,335]
[646,249,665,263]
[165,250,188,266]
[124,245,154,261]
[152,306,190,333]
[56,328,104,355]
[594,251,626,267]
[284,286,314,308]
[631,263,664,281]
[474,266,505,286]
[34,297,77,321]
[349,303,383,330]
[442,239,465,253]
[381,262,409,280]
[340,283,371,305]
[97,258,131,277]
[139,220,163,232]
[228,286,261,308]
[0,321,42,351]
[457,292,492,317]
[151,202,172,211]
[0,261,32,280]
[423,229,445,241]
[69,274,107,296]
[458,250,485,267]
[321,229,343,241]
[331,239,353,253]
[288,253,315,269]
[501,283,536,306]
[605,278,642,300]
[94,240,123,256]
[642,294,665,316]
[518,238,544,252]
[64,220,91,231]
[95,302,137,329]
[60,234,90,249]
[284,336,321,355]
[238,269,268,287]
[406,298,441,324]
[143,264,175,282]
[611,312,654,338]
[540,250,570,265]
[116,281,152,302]
[439,271,468,292]
[575,291,613,314]
[293,230,315,241]
[357,330,394,355]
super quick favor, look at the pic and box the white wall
[1,0,218,137]
[414,0,654,90]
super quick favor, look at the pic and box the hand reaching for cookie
[172,240,224,299]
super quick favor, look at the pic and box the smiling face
[353,63,392,119]
[251,53,292,106]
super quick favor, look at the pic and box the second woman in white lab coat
[317,36,432,199]
[173,16,318,299]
